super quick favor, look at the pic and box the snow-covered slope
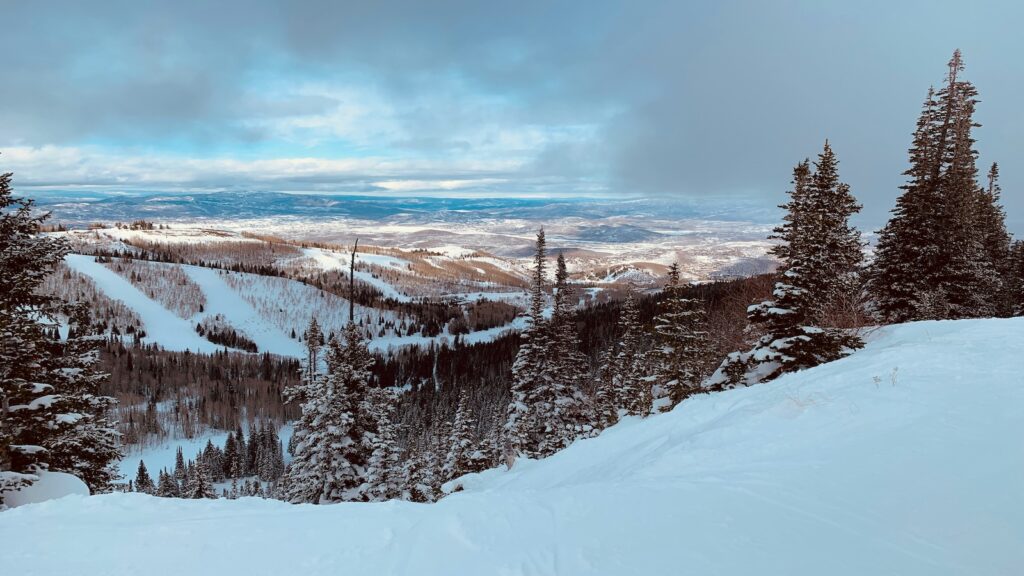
[3,317,1022,575]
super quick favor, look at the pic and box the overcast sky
[2,0,1021,230]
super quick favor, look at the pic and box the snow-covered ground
[64,254,224,353]
[302,247,415,302]
[182,265,305,357]
[3,317,1022,575]
[64,252,535,357]
[118,425,295,480]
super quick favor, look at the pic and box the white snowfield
[64,254,225,353]
[63,253,527,357]
[3,317,1022,575]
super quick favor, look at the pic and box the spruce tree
[608,289,649,416]
[443,392,476,484]
[977,163,1013,315]
[186,459,217,499]
[1008,241,1024,316]
[362,387,401,501]
[871,50,1003,320]
[1,168,119,503]
[134,460,155,494]
[536,252,591,455]
[710,143,863,387]
[43,305,122,492]
[173,446,186,486]
[156,469,178,497]
[504,229,550,459]
[401,443,437,503]
[651,263,712,410]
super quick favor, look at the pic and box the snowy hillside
[3,317,1022,575]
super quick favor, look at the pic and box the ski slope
[302,247,414,302]
[182,266,305,357]
[3,317,1022,575]
[64,253,530,357]
[64,254,223,353]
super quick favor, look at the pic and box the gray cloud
[1,0,1022,232]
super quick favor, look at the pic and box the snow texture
[64,254,224,353]
[3,317,1021,575]
[1,472,89,508]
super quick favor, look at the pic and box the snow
[4,317,1021,574]
[64,254,224,353]
[182,266,305,357]
[119,425,295,479]
[1,472,89,508]
[302,247,414,302]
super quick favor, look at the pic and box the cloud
[1,1,1023,232]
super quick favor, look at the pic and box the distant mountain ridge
[29,190,781,226]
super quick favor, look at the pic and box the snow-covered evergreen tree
[401,442,438,503]
[134,460,155,494]
[1009,241,1024,317]
[710,143,863,388]
[504,229,550,459]
[156,469,178,497]
[607,289,650,416]
[281,319,376,504]
[871,50,1005,321]
[1,169,120,504]
[535,253,592,455]
[442,392,476,484]
[593,348,620,429]
[280,336,350,504]
[186,459,217,499]
[361,387,401,501]
[651,263,712,411]
[42,306,122,492]
[173,446,186,487]
[977,163,1013,315]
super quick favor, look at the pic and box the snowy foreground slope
[3,318,1023,576]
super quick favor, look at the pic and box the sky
[2,0,1022,231]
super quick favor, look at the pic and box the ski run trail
[64,253,527,357]
[3,317,1022,576]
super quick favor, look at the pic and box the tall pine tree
[1,169,120,504]
[710,142,863,387]
[504,229,550,460]
[871,50,1005,321]
[651,263,712,410]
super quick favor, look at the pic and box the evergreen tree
[42,306,122,492]
[156,469,178,497]
[280,322,374,504]
[871,50,1003,320]
[245,421,258,476]
[222,432,239,478]
[1007,241,1024,316]
[173,446,186,486]
[1,168,119,503]
[186,459,217,499]
[134,460,155,494]
[442,392,476,484]
[504,229,550,459]
[651,263,712,410]
[201,439,223,483]
[710,143,863,387]
[517,252,595,455]
[593,348,620,429]
[401,443,437,503]
[362,387,401,502]
[977,163,1014,315]
[607,289,649,416]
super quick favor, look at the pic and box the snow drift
[1,317,1022,575]
[0,471,90,509]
